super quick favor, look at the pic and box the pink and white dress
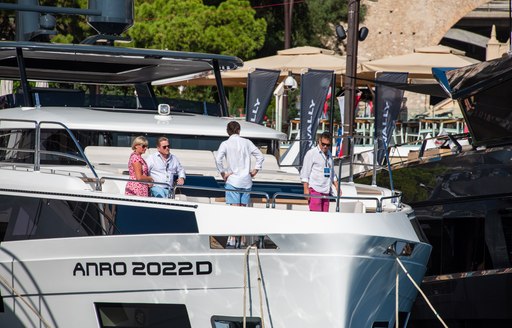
[125,152,149,196]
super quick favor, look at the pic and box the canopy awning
[434,53,512,99]
[433,53,512,147]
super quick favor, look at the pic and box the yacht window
[0,127,276,156]
[498,211,512,268]
[0,201,13,242]
[95,303,191,328]
[107,131,274,154]
[210,236,278,250]
[39,129,83,165]
[439,216,487,274]
[0,195,199,240]
[211,316,261,328]
[0,128,35,164]
[0,128,114,166]
[1,195,104,241]
[114,205,198,235]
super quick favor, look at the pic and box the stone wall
[358,0,490,117]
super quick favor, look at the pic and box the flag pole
[342,0,361,161]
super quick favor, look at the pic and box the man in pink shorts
[300,132,339,212]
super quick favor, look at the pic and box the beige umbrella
[358,45,480,81]
[0,80,13,96]
[156,46,367,87]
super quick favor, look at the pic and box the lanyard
[160,154,171,182]
[318,147,331,168]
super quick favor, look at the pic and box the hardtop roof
[0,106,287,141]
[0,41,243,84]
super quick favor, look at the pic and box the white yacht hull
[0,200,430,328]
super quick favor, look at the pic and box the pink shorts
[309,188,330,212]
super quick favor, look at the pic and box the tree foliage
[250,0,366,57]
[0,0,363,110]
[0,12,15,41]
[129,0,266,59]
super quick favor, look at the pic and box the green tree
[0,0,91,42]
[0,11,15,41]
[129,0,266,59]
[250,0,366,57]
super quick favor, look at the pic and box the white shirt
[215,134,264,189]
[146,152,186,188]
[300,145,336,194]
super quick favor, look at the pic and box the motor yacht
[0,41,431,328]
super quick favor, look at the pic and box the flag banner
[299,69,334,165]
[245,69,280,124]
[322,86,332,118]
[374,72,408,164]
[335,96,345,157]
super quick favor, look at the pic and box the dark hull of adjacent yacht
[355,145,512,327]
[410,269,512,327]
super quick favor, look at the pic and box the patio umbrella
[358,45,480,82]
[156,46,367,87]
[0,79,13,96]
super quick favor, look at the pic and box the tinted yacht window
[96,303,191,328]
[0,128,35,163]
[0,128,91,165]
[1,195,103,241]
[114,205,198,235]
[0,195,199,240]
[461,78,512,146]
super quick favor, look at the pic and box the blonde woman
[125,136,153,196]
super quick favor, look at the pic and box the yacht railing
[101,175,402,212]
[337,132,469,182]
[174,184,271,207]
[0,118,102,190]
[100,176,273,207]
[271,190,402,213]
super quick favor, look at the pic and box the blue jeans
[150,186,170,198]
[225,183,250,205]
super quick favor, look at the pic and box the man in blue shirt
[146,137,186,198]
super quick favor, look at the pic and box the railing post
[348,136,355,183]
[34,122,41,171]
[372,136,379,186]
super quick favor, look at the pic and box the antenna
[0,0,134,45]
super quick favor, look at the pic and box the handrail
[0,118,102,190]
[101,176,272,207]
[101,176,401,212]
[338,132,471,180]
[271,191,401,213]
[100,176,170,194]
[381,191,403,207]
[175,184,271,207]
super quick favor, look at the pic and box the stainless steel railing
[0,118,102,190]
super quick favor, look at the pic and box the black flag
[298,69,334,165]
[245,69,280,124]
[374,72,408,164]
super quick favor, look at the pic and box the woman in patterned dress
[125,136,153,196]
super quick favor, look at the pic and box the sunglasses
[321,142,331,147]
[139,144,147,149]
[161,145,170,149]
